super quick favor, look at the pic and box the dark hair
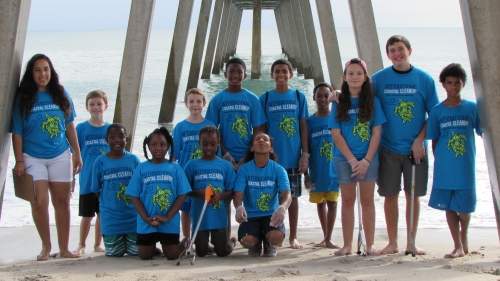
[106,123,127,140]
[17,54,70,118]
[439,63,467,84]
[313,82,333,100]
[225,57,246,72]
[143,126,174,161]
[337,61,374,122]
[385,35,411,54]
[199,126,219,143]
[270,59,293,74]
[243,133,277,163]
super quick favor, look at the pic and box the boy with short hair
[427,63,481,258]
[75,89,111,254]
[260,59,309,249]
[372,35,439,255]
[205,57,266,170]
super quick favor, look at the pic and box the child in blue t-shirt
[233,132,291,257]
[184,127,236,257]
[329,58,386,256]
[90,124,140,257]
[173,88,214,240]
[427,63,481,259]
[205,57,266,170]
[126,127,191,260]
[260,59,309,249]
[305,83,339,248]
[75,90,110,255]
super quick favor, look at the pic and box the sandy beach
[0,226,499,281]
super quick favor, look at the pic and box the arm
[131,197,159,226]
[298,118,309,173]
[269,190,292,227]
[331,129,357,164]
[411,123,427,164]
[354,125,382,177]
[12,134,25,176]
[66,122,82,174]
[157,195,187,223]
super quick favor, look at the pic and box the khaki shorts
[377,148,428,197]
[309,191,339,203]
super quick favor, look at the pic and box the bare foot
[36,247,51,261]
[289,239,303,249]
[315,240,339,249]
[366,247,380,256]
[378,244,399,255]
[444,248,465,259]
[94,246,105,253]
[74,246,85,255]
[334,246,352,256]
[59,251,80,259]
[405,246,426,255]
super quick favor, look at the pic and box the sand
[0,226,499,281]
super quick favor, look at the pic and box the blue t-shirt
[90,152,140,235]
[184,157,235,231]
[173,119,215,167]
[372,66,439,155]
[329,97,386,160]
[11,91,76,159]
[205,89,266,161]
[234,159,290,218]
[126,161,191,234]
[77,121,110,195]
[307,114,338,192]
[260,89,309,169]
[427,100,481,190]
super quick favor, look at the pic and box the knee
[240,235,258,248]
[195,244,208,257]
[342,196,355,207]
[266,231,284,246]
[214,245,232,257]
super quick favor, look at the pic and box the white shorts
[24,149,73,182]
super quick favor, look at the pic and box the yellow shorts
[309,191,339,203]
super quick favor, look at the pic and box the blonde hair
[85,89,108,107]
[184,88,206,105]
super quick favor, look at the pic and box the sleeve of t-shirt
[328,103,340,129]
[205,95,219,126]
[10,98,23,135]
[89,157,102,193]
[172,124,182,161]
[251,93,266,127]
[125,165,143,198]
[224,162,236,191]
[276,164,291,192]
[175,164,191,196]
[425,76,439,114]
[233,166,247,193]
[372,97,387,127]
[65,93,76,125]
[298,91,309,119]
[426,108,439,140]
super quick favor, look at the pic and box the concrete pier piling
[292,0,312,78]
[251,0,262,79]
[201,0,224,79]
[212,0,232,75]
[299,0,324,84]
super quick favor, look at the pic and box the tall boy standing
[372,35,439,255]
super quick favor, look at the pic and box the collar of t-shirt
[391,65,414,74]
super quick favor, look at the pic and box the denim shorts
[334,156,379,184]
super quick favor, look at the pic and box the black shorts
[79,193,99,217]
[286,168,302,197]
[238,216,285,242]
[136,233,179,246]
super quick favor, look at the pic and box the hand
[210,190,222,206]
[235,205,247,223]
[348,158,359,171]
[411,139,425,164]
[329,90,341,103]
[72,153,82,175]
[270,205,286,227]
[298,152,310,174]
[147,216,160,226]
[14,161,25,176]
[154,214,171,224]
[352,158,370,178]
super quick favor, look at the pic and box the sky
[27,0,464,32]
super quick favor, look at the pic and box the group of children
[56,34,482,261]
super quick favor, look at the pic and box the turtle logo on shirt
[448,133,466,157]
[279,116,297,137]
[256,192,272,212]
[319,140,334,161]
[394,100,415,123]
[190,148,203,160]
[152,186,172,212]
[232,116,248,138]
[116,183,131,205]
[211,185,223,209]
[353,121,370,142]
[41,114,61,138]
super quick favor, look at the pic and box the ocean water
[0,26,495,229]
